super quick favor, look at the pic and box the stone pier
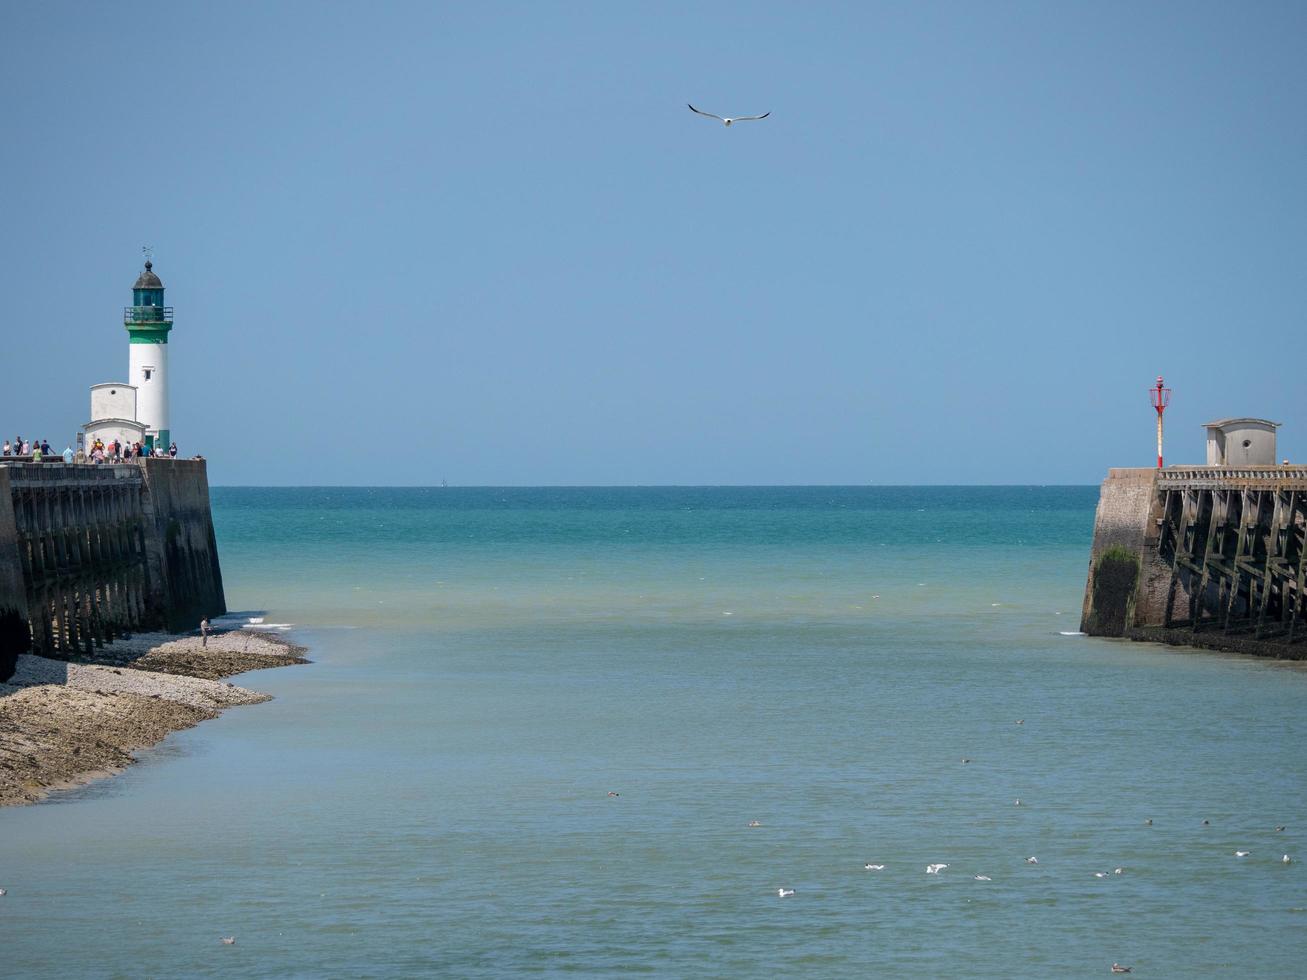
[1081,466,1307,657]
[0,459,226,680]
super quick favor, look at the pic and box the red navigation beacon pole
[1150,376,1171,468]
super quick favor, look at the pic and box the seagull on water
[1014,799,1022,806]
[926,863,948,874]
[1025,856,1039,865]
[1144,819,1153,826]
[1094,871,1109,878]
[1235,850,1250,858]
[1275,825,1286,832]
[748,820,761,828]
[864,863,885,871]
[221,937,236,945]
[1111,965,1132,975]
[1284,854,1293,864]
[777,887,795,898]
[1113,867,1125,875]
[974,875,992,881]
[688,104,770,127]
[0,888,6,896]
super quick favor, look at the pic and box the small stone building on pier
[1203,418,1280,467]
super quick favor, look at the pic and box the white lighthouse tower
[124,257,172,450]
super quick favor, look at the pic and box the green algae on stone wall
[1085,545,1140,637]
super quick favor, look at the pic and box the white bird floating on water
[1025,856,1039,865]
[1284,854,1293,864]
[926,863,948,874]
[748,820,761,828]
[974,875,992,881]
[220,937,236,945]
[1111,965,1132,975]
[1235,850,1250,858]
[687,104,770,127]
[777,888,795,898]
[864,864,885,871]
[1114,867,1125,875]
[1094,872,1109,878]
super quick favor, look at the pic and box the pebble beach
[0,628,307,806]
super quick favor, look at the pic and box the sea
[2,487,1305,977]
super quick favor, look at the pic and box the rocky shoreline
[0,628,307,806]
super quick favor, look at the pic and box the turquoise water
[2,487,1305,977]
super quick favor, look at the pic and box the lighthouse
[124,258,172,451]
[83,256,175,455]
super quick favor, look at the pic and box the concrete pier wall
[136,459,226,632]
[0,460,226,680]
[1081,466,1307,657]
[0,468,32,679]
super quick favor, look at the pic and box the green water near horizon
[2,487,1305,977]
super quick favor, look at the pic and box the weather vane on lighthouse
[142,245,154,264]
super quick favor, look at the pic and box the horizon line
[210,482,1102,490]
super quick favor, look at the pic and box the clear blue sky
[2,1,1303,485]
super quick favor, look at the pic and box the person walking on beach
[200,618,211,647]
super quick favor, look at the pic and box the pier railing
[1157,466,1307,490]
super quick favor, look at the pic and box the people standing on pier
[2,439,10,456]
[62,447,74,464]
[168,442,178,458]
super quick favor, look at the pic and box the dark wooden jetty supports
[1082,467,1307,657]
[0,460,226,680]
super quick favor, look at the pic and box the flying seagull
[687,104,770,127]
